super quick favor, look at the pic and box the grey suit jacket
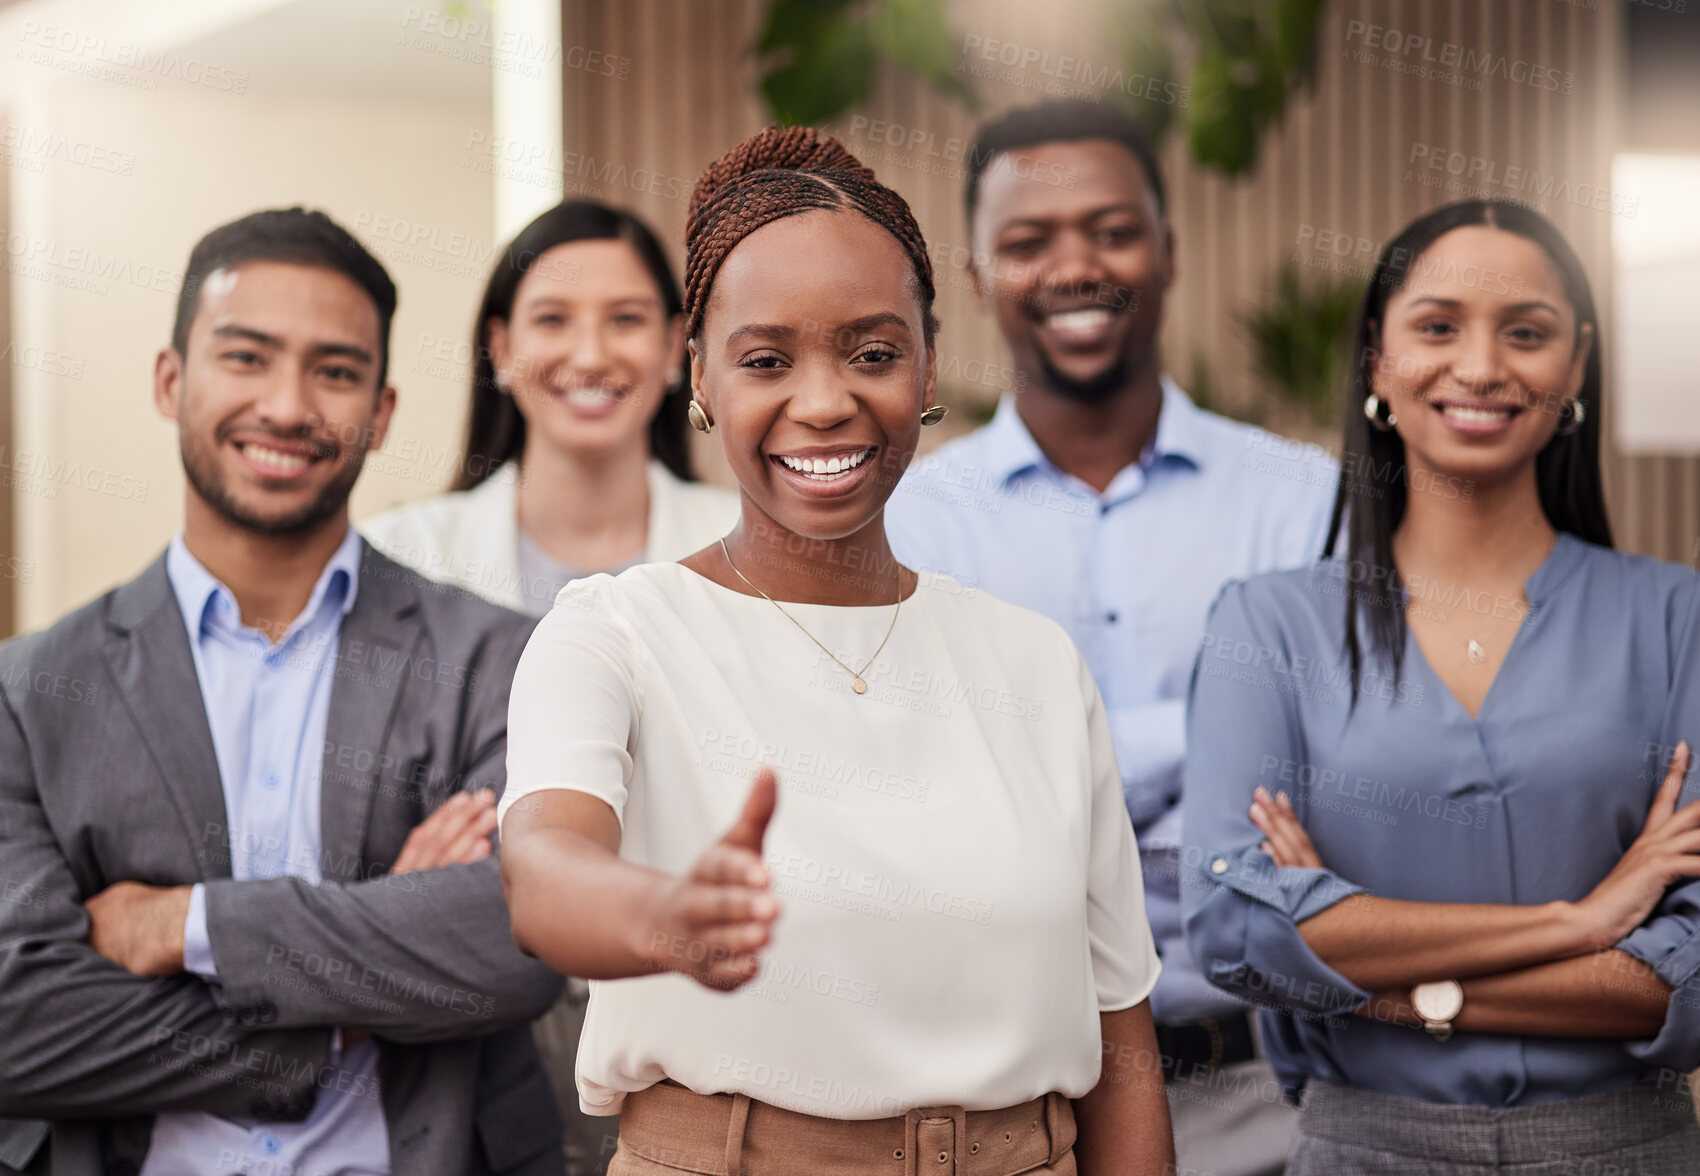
[0,542,565,1176]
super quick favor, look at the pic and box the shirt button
[261,771,281,790]
[1211,858,1229,875]
[1105,611,1118,624]
[1098,503,1111,516]
[261,1134,282,1155]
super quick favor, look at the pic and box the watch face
[1414,980,1463,1022]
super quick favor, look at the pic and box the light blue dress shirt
[885,377,1338,1022]
[142,527,389,1176]
[1181,535,1700,1104]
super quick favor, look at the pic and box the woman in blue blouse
[1182,200,1700,1173]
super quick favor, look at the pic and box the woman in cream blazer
[360,200,737,1176]
[362,457,738,613]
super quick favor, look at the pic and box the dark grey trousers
[1289,1081,1700,1175]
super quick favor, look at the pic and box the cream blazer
[359,460,741,612]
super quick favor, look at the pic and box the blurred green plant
[753,0,975,126]
[1121,0,1329,176]
[1184,348,1221,416]
[753,0,1327,172]
[1241,262,1359,426]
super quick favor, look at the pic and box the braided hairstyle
[683,125,939,345]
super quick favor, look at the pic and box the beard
[1035,346,1138,405]
[180,409,367,537]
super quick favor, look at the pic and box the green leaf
[757,15,877,125]
[869,0,944,78]
[1272,0,1327,83]
[1249,37,1288,119]
[1113,9,1180,144]
[755,0,858,55]
[1187,49,1261,174]
[869,0,975,106]
[1180,0,1262,59]
[1241,263,1360,425]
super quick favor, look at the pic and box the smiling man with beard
[885,100,1339,1176]
[0,208,564,1176]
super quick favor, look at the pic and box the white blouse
[500,563,1159,1119]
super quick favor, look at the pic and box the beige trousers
[606,1080,1078,1176]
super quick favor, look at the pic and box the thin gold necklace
[717,537,901,695]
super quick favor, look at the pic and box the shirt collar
[977,395,1049,486]
[1148,375,1207,471]
[1524,531,1586,608]
[978,374,1206,488]
[167,526,363,645]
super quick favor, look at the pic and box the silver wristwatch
[1411,979,1463,1042]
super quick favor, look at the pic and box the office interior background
[0,0,1695,642]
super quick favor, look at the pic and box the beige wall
[2,82,492,633]
[0,165,17,630]
[560,0,1697,564]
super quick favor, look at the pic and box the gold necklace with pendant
[718,538,901,695]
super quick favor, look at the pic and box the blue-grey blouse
[1181,533,1700,1105]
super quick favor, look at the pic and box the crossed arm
[0,698,331,1120]
[86,779,562,1045]
[1246,748,1696,1039]
[1182,583,1700,1065]
[0,708,561,1120]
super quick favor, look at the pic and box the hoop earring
[919,404,949,427]
[1363,394,1397,431]
[686,399,713,434]
[1554,397,1586,436]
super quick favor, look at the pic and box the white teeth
[1441,404,1514,424]
[564,385,620,405]
[246,445,309,473]
[777,448,871,479]
[1046,308,1112,334]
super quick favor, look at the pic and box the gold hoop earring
[919,404,949,427]
[1554,397,1586,436]
[686,399,713,434]
[1363,394,1397,431]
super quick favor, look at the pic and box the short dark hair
[964,99,1168,228]
[173,207,398,386]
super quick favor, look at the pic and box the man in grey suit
[0,208,565,1175]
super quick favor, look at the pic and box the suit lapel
[318,543,423,883]
[101,555,232,880]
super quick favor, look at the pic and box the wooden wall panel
[559,0,1697,563]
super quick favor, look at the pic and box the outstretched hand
[646,769,782,991]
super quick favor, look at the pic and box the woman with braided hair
[498,126,1173,1175]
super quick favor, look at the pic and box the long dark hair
[451,201,694,492]
[1321,200,1613,703]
